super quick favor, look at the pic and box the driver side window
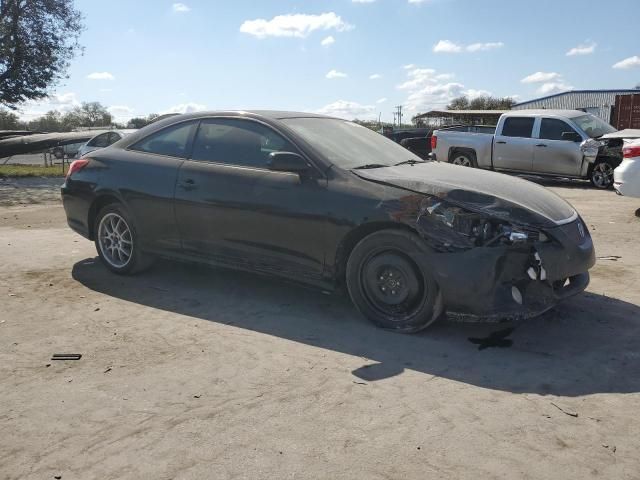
[190,119,299,169]
[539,118,579,141]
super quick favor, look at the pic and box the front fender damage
[380,194,589,321]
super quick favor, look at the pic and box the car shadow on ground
[72,258,640,397]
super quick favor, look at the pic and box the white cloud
[433,40,462,53]
[612,55,640,69]
[369,73,382,80]
[408,0,430,3]
[240,12,353,39]
[316,100,375,120]
[463,88,493,99]
[87,72,115,81]
[396,66,493,112]
[352,0,376,3]
[321,35,335,47]
[521,71,561,83]
[108,105,135,123]
[434,40,503,54]
[566,42,596,56]
[172,3,190,13]
[403,64,415,70]
[161,102,207,115]
[376,97,388,104]
[16,92,81,120]
[326,69,347,79]
[537,82,573,95]
[466,42,504,52]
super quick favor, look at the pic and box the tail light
[66,159,89,179]
[431,135,437,149]
[622,145,640,159]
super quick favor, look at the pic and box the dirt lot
[1,177,639,480]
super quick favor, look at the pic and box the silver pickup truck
[430,110,621,188]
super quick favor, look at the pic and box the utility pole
[395,105,403,128]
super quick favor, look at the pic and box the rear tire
[449,149,477,168]
[94,204,153,275]
[346,230,443,333]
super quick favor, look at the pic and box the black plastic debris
[468,328,514,350]
[51,354,82,361]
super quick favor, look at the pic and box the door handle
[496,141,507,144]
[179,178,197,190]
[535,144,547,147]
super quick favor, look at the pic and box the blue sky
[20,0,640,124]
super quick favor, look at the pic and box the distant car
[614,139,640,198]
[400,136,432,160]
[384,128,432,144]
[62,110,595,332]
[50,141,86,160]
[76,130,137,158]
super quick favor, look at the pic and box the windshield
[281,118,422,169]
[572,114,617,138]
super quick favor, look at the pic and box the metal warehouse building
[512,89,639,124]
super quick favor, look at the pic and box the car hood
[352,162,577,228]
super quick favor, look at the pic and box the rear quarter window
[501,117,535,138]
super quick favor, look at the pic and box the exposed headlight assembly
[421,199,548,248]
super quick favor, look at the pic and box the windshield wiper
[352,163,388,170]
[394,159,426,167]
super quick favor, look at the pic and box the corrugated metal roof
[512,89,639,123]
[513,89,639,107]
[415,109,508,118]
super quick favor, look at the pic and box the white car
[76,129,137,158]
[614,139,640,198]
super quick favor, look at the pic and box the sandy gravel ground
[1,177,639,480]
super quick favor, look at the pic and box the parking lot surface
[1,177,639,479]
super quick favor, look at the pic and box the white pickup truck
[430,110,622,188]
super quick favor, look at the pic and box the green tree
[0,0,84,109]
[447,95,516,110]
[28,110,64,131]
[127,113,159,129]
[0,108,21,129]
[62,102,112,128]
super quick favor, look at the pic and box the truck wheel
[449,150,477,168]
[589,159,615,189]
[346,229,443,333]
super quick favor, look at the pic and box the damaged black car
[61,111,595,332]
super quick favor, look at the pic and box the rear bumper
[421,220,595,321]
[61,182,93,240]
[613,158,640,198]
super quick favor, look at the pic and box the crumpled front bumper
[418,219,595,321]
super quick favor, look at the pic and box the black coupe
[62,111,595,332]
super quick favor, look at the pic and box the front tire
[346,230,443,333]
[589,159,615,189]
[94,204,153,275]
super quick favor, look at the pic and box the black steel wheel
[346,230,442,332]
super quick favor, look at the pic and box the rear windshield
[572,114,616,138]
[281,118,421,169]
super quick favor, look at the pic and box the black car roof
[169,110,337,121]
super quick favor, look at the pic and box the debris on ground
[51,354,82,361]
[597,255,622,261]
[550,402,578,418]
[468,328,514,350]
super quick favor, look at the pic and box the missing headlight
[419,199,549,248]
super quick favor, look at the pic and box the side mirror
[561,131,582,142]
[267,151,310,174]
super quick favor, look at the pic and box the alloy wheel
[592,162,613,188]
[98,212,133,268]
[452,155,472,167]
